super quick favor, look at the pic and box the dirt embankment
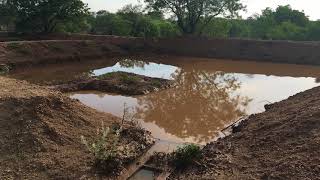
[12,33,320,66]
[2,34,320,68]
[143,37,320,65]
[170,86,320,179]
[0,77,153,179]
[55,71,173,96]
[0,40,127,69]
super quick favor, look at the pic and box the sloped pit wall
[0,40,127,68]
[142,37,320,66]
[44,34,320,66]
[2,33,320,66]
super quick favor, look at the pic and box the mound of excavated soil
[0,77,153,179]
[170,86,320,179]
[55,71,173,96]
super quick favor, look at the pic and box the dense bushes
[1,1,320,41]
[88,4,319,41]
[88,5,180,38]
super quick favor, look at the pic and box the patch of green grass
[120,73,139,84]
[97,72,140,84]
[172,144,201,169]
[97,72,116,80]
[151,79,162,87]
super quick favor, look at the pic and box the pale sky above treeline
[82,0,320,20]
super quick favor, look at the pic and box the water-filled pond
[9,56,320,144]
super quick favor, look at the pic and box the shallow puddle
[8,56,320,144]
[129,168,155,180]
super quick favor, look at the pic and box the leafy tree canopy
[144,0,245,35]
[10,0,89,33]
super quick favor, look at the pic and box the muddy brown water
[8,56,320,145]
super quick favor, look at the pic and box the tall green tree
[10,0,89,33]
[144,0,245,35]
[250,5,310,40]
[273,5,309,27]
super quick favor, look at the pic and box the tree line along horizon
[1,0,320,41]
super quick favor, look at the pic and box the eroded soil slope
[170,86,320,179]
[0,77,151,179]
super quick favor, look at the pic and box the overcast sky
[82,0,320,20]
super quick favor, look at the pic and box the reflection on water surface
[68,57,320,144]
[93,59,179,80]
[8,57,320,144]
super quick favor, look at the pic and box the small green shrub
[151,79,162,87]
[120,74,139,84]
[81,125,122,174]
[172,144,201,169]
[97,72,115,80]
[97,72,140,84]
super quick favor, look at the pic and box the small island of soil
[55,71,174,95]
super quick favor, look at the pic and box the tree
[306,21,320,41]
[0,0,15,30]
[117,4,162,37]
[154,20,180,37]
[144,0,245,35]
[10,0,89,33]
[90,11,132,36]
[228,19,250,38]
[269,21,306,40]
[273,5,309,27]
[249,5,310,40]
[250,8,277,39]
[200,18,231,38]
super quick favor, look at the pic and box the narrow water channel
[8,56,320,145]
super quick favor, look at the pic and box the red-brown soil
[170,86,320,179]
[0,40,126,69]
[55,71,173,96]
[0,77,153,179]
[2,35,320,179]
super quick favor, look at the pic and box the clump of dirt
[169,86,320,179]
[55,71,173,95]
[0,77,154,179]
